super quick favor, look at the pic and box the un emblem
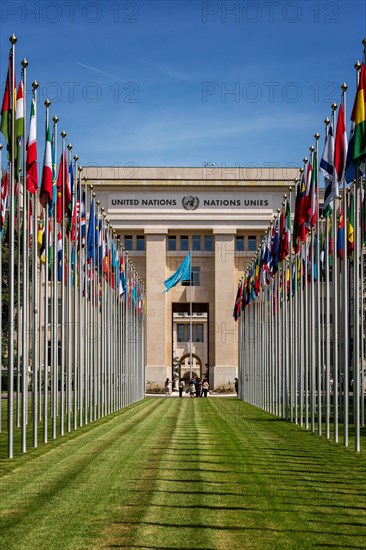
[182,195,199,210]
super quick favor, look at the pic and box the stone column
[145,229,167,389]
[213,229,237,388]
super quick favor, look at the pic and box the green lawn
[0,398,365,549]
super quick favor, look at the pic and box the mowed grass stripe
[0,398,169,549]
[0,398,365,549]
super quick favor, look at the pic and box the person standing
[195,377,202,398]
[179,378,184,397]
[189,379,196,398]
[202,379,209,397]
[165,378,172,397]
[235,377,238,394]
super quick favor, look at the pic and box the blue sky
[1,0,366,169]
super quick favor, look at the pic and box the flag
[0,52,13,154]
[345,121,358,183]
[1,170,9,231]
[80,190,86,246]
[26,99,38,193]
[56,150,70,223]
[87,198,95,262]
[233,283,242,321]
[119,255,126,297]
[37,213,46,264]
[15,80,24,178]
[347,192,354,257]
[281,199,291,260]
[337,206,345,260]
[163,253,191,293]
[39,123,53,208]
[351,62,366,164]
[334,103,348,186]
[320,124,336,209]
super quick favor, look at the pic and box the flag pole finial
[324,117,330,126]
[341,82,347,92]
[32,81,39,90]
[303,157,308,164]
[299,167,304,174]
[309,145,314,153]
[21,58,28,68]
[74,154,78,161]
[53,115,58,123]
[355,61,361,71]
[96,200,100,206]
[331,102,337,112]
[61,130,66,138]
[67,143,72,151]
[314,133,320,140]
[45,99,51,108]
[289,186,292,192]
[10,34,17,44]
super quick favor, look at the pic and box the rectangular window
[182,266,200,287]
[204,235,213,252]
[192,235,201,251]
[177,324,185,343]
[180,236,189,251]
[124,235,133,251]
[236,236,244,252]
[136,235,145,251]
[248,236,256,252]
[195,324,204,342]
[168,236,176,251]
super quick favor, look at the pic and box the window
[136,235,145,251]
[192,235,201,251]
[180,236,189,251]
[195,324,204,342]
[124,235,133,251]
[248,236,256,252]
[168,236,176,251]
[177,324,185,342]
[182,266,200,286]
[204,235,213,252]
[236,236,244,252]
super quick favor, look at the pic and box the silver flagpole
[8,34,17,458]
[325,210,331,439]
[84,179,90,425]
[66,142,73,433]
[78,168,83,428]
[43,99,51,445]
[31,81,39,447]
[314,134,322,437]
[16,74,22,431]
[73,157,80,430]
[60,130,66,436]
[96,201,101,419]
[189,250,193,380]
[354,171,361,453]
[51,114,58,440]
[21,59,28,452]
[342,101,350,449]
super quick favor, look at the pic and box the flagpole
[21,58,28,452]
[8,34,17,459]
[51,114,58,440]
[66,141,73,433]
[31,81,39,447]
[60,130,66,436]
[190,249,192,381]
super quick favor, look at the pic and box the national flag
[37,213,46,264]
[308,151,318,228]
[347,192,354,257]
[280,199,291,260]
[337,206,345,260]
[351,63,366,164]
[39,123,53,208]
[334,103,348,187]
[56,150,70,223]
[119,254,126,297]
[26,99,38,193]
[68,160,74,231]
[0,52,13,154]
[271,218,279,276]
[320,123,336,209]
[233,283,242,321]
[1,170,9,231]
[163,253,191,293]
[80,190,86,246]
[345,121,358,183]
[87,198,95,262]
[15,80,24,178]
